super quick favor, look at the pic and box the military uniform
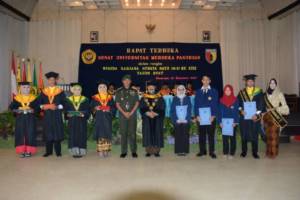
[115,86,139,154]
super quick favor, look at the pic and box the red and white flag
[10,52,17,98]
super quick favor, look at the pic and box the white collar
[201,85,211,90]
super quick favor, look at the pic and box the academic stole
[239,89,251,102]
[264,94,288,128]
[42,87,62,104]
[68,96,86,111]
[14,94,36,109]
[93,93,112,111]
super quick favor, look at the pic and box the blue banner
[78,43,223,97]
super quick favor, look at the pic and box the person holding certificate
[140,81,165,157]
[218,85,239,159]
[91,80,116,158]
[65,83,90,158]
[238,74,264,159]
[39,72,66,157]
[170,85,192,156]
[194,75,219,159]
[9,82,39,158]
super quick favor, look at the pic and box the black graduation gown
[38,89,66,141]
[238,88,264,141]
[90,95,116,140]
[140,96,165,148]
[65,97,90,149]
[9,96,39,149]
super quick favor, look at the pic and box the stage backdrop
[78,43,223,97]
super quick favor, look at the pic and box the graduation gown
[38,87,66,141]
[91,94,116,140]
[140,94,165,148]
[65,96,90,150]
[170,96,192,154]
[9,94,39,153]
[238,88,264,141]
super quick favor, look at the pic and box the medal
[125,102,130,110]
[71,95,83,111]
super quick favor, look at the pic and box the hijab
[267,78,277,95]
[220,84,237,107]
[176,85,186,100]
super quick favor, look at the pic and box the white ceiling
[0,0,37,18]
[56,0,261,10]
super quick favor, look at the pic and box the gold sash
[264,94,288,128]
[239,89,251,102]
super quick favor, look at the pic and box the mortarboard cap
[243,74,257,81]
[18,81,30,86]
[45,71,59,79]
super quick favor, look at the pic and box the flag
[10,52,17,98]
[22,60,26,81]
[38,62,44,90]
[27,60,32,83]
[16,57,21,82]
[33,61,37,88]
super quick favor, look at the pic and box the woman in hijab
[263,78,289,158]
[170,85,192,156]
[218,84,239,159]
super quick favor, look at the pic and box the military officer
[115,75,140,158]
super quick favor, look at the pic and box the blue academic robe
[194,87,219,118]
[217,100,240,124]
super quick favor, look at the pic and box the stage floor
[0,142,300,200]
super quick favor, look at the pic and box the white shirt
[201,85,211,93]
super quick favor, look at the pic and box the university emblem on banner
[81,49,96,64]
[205,49,217,64]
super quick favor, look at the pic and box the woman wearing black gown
[65,83,90,158]
[91,80,115,158]
[10,82,39,158]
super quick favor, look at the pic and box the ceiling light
[203,3,216,9]
[194,0,206,6]
[68,0,84,7]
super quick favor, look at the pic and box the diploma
[13,109,33,114]
[199,107,211,126]
[163,95,173,118]
[222,118,234,136]
[176,105,188,121]
[243,101,257,120]
[67,111,82,117]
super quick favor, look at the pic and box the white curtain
[220,10,300,95]
[0,12,28,111]
[28,19,81,84]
